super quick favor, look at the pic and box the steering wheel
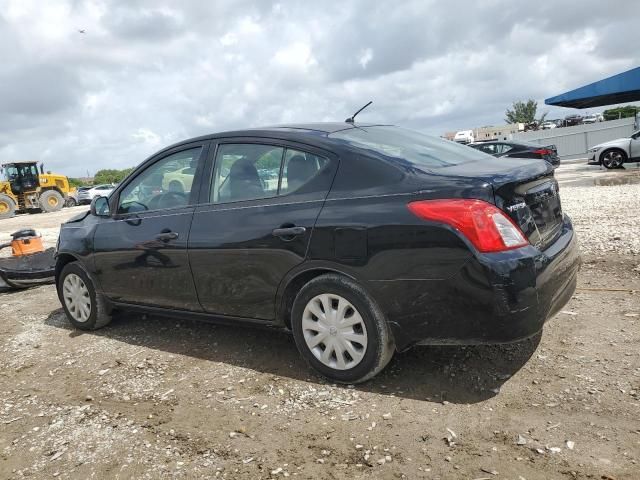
[149,191,187,210]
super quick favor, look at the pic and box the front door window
[118,147,202,213]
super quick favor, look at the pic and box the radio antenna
[345,101,373,124]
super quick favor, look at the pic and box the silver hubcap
[302,294,368,370]
[603,151,622,168]
[62,273,92,323]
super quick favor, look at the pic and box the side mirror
[90,196,110,217]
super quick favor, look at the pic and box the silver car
[77,184,115,204]
[587,130,640,169]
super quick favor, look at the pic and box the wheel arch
[55,253,81,285]
[276,266,361,330]
[599,147,628,164]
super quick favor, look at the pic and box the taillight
[533,148,553,156]
[407,199,529,253]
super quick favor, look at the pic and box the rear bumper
[371,215,580,351]
[545,155,560,168]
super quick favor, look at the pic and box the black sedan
[469,140,560,168]
[55,123,580,383]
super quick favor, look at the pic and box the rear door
[189,139,338,320]
[93,144,207,310]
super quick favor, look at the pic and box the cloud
[0,0,638,176]
[102,6,184,41]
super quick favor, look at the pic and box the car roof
[154,122,393,156]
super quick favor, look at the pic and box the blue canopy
[545,67,640,109]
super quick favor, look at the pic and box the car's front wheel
[291,274,394,384]
[58,262,113,330]
[601,149,626,169]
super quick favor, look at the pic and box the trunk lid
[431,157,563,250]
[493,173,562,250]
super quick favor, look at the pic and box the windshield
[631,130,640,140]
[3,164,38,180]
[330,126,489,168]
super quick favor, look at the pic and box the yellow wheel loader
[0,161,75,219]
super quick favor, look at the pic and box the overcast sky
[1,0,638,176]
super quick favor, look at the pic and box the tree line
[69,168,134,187]
[505,100,639,125]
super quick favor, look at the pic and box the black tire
[57,262,112,330]
[291,274,395,384]
[601,149,627,169]
[65,197,77,208]
[0,193,16,219]
[39,190,64,212]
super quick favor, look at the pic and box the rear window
[330,126,489,168]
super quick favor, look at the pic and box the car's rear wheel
[291,274,394,383]
[65,197,77,207]
[601,149,626,169]
[58,262,113,330]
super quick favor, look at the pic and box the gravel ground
[561,181,640,256]
[0,167,639,479]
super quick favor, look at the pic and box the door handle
[272,226,306,238]
[156,231,179,242]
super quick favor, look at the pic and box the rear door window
[495,144,513,154]
[280,149,329,195]
[477,144,498,155]
[211,144,284,203]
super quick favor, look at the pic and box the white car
[583,113,603,124]
[541,121,557,130]
[77,184,116,205]
[587,130,640,169]
[453,130,474,144]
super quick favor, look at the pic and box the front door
[630,131,640,159]
[93,144,207,310]
[189,141,338,320]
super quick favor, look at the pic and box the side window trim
[198,137,338,208]
[276,147,286,195]
[110,141,209,217]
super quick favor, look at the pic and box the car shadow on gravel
[44,308,540,404]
